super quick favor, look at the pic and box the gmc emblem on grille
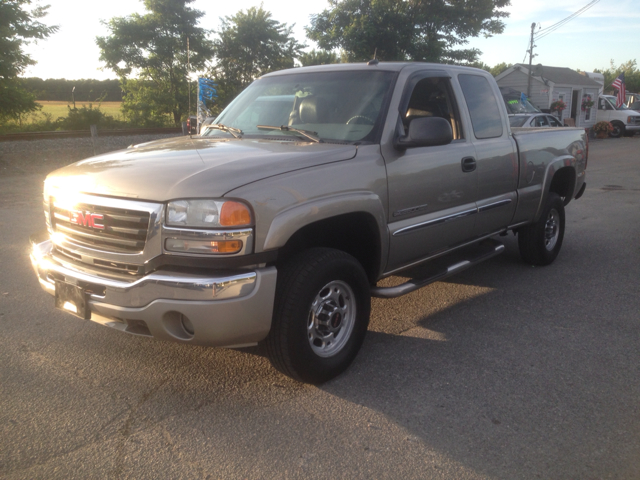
[69,211,105,230]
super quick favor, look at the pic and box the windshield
[603,95,629,110]
[204,70,396,143]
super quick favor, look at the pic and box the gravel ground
[0,134,182,177]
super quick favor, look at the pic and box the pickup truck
[30,62,588,383]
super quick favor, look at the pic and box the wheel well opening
[549,167,576,205]
[278,213,381,284]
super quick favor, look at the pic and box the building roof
[514,64,601,87]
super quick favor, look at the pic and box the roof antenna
[368,48,379,66]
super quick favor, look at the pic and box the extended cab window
[458,74,504,139]
[403,76,463,140]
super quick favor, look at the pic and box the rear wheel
[265,248,371,384]
[518,192,565,266]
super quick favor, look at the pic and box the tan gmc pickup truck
[31,62,587,383]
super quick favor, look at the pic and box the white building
[495,64,602,128]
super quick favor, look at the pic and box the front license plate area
[55,281,91,320]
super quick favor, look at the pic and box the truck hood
[45,136,357,201]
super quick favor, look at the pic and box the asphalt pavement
[1,136,639,479]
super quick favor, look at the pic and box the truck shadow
[317,236,640,477]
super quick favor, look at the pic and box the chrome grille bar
[52,202,151,253]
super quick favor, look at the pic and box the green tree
[298,49,340,66]
[489,62,512,77]
[306,0,510,63]
[209,6,304,111]
[96,0,214,125]
[595,60,640,94]
[0,0,57,123]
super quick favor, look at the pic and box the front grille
[51,201,151,253]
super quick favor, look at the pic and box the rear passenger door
[457,73,519,238]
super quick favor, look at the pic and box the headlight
[164,199,253,255]
[166,199,252,228]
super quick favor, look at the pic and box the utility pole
[526,22,536,98]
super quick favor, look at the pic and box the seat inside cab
[404,78,462,140]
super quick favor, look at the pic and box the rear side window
[534,115,549,127]
[509,116,528,127]
[548,116,562,127]
[458,74,504,139]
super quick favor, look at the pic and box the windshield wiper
[257,125,323,143]
[206,124,243,138]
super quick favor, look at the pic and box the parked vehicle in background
[509,113,565,128]
[597,95,640,137]
[30,62,588,384]
[186,116,198,135]
[499,86,542,115]
[626,93,640,112]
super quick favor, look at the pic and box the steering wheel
[346,115,374,125]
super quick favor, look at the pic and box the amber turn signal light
[220,201,252,227]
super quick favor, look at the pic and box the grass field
[34,101,124,121]
[1,101,125,131]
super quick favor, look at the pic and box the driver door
[382,72,478,273]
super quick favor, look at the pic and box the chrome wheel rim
[544,209,560,251]
[307,280,356,358]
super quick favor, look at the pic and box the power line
[536,0,599,36]
[534,0,600,41]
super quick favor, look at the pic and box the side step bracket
[371,239,505,299]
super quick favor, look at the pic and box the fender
[263,191,389,268]
[535,155,578,221]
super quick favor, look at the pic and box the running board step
[371,239,505,299]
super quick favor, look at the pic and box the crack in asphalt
[110,377,169,478]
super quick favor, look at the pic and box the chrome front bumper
[30,238,277,348]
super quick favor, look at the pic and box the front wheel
[265,248,371,384]
[518,192,565,266]
[610,121,625,138]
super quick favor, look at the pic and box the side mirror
[395,116,453,150]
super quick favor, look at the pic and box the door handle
[461,157,476,172]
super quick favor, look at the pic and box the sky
[21,0,640,81]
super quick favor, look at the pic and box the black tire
[518,192,565,266]
[265,248,371,384]
[610,121,625,138]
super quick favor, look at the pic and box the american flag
[611,73,626,108]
